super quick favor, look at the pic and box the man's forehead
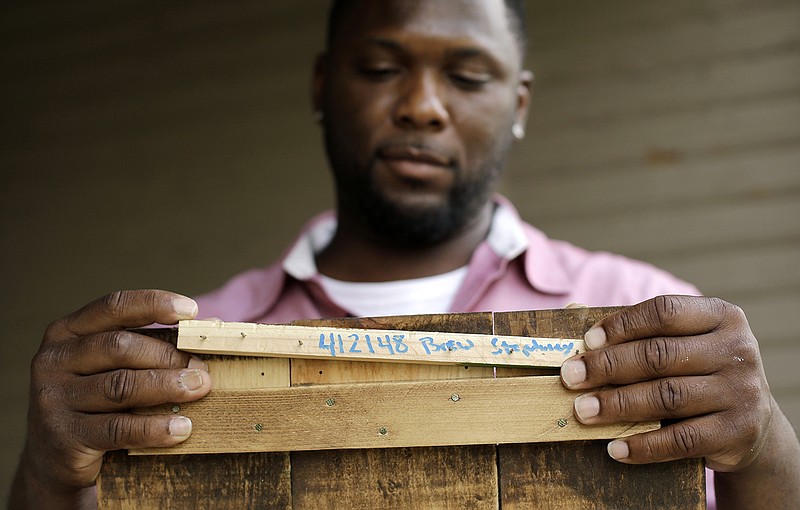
[331,0,519,60]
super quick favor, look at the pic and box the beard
[325,136,509,248]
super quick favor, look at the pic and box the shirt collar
[281,196,571,295]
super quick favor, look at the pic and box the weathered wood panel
[97,451,292,510]
[290,312,500,510]
[98,328,292,508]
[494,308,706,510]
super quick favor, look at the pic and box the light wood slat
[177,320,585,368]
[133,376,657,456]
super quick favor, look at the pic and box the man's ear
[513,69,534,135]
[311,53,329,116]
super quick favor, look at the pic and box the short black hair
[326,0,528,61]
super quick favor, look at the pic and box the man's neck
[316,202,494,282]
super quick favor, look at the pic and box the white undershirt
[318,266,469,317]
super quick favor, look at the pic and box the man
[10,1,800,508]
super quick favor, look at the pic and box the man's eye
[450,73,489,89]
[359,67,400,80]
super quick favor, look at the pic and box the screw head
[378,427,388,436]
[255,423,264,432]
[171,405,181,413]
[450,394,460,402]
[557,418,568,428]
[325,398,335,407]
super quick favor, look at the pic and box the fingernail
[173,297,198,319]
[188,356,208,371]
[585,327,606,349]
[561,359,586,387]
[574,395,600,421]
[179,369,204,391]
[608,440,629,460]
[169,416,192,437]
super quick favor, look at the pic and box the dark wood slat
[494,309,706,510]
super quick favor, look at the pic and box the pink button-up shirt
[195,197,700,322]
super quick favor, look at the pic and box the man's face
[316,0,530,246]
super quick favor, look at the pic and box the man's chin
[361,195,459,246]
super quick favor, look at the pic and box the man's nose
[393,71,449,131]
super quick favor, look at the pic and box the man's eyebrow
[361,39,494,58]
[444,47,487,59]
[361,37,404,52]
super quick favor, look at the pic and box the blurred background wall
[1,0,798,501]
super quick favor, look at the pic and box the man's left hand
[560,295,772,472]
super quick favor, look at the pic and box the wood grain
[97,450,292,510]
[131,376,657,455]
[494,309,706,510]
[177,319,584,368]
[97,329,293,508]
[290,312,500,510]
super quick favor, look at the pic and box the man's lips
[377,145,452,168]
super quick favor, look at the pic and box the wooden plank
[499,441,706,510]
[289,313,497,385]
[131,376,657,455]
[177,320,585,368]
[291,446,498,510]
[97,451,291,510]
[97,329,293,509]
[494,309,706,510]
[290,312,500,510]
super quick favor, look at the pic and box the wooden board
[290,311,501,510]
[493,309,706,510]
[97,309,706,509]
[177,320,585,367]
[132,376,657,455]
[97,327,293,509]
[97,450,291,510]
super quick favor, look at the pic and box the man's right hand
[10,290,212,509]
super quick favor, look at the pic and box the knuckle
[598,349,617,378]
[639,337,675,376]
[611,390,634,416]
[653,379,687,415]
[106,330,136,359]
[104,369,138,404]
[652,295,681,329]
[105,415,132,446]
[101,291,129,320]
[158,345,184,369]
[617,310,639,337]
[43,319,64,341]
[103,415,159,449]
[669,423,702,457]
[31,345,59,372]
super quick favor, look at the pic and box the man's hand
[560,295,771,471]
[11,290,212,509]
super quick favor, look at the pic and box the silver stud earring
[512,123,525,141]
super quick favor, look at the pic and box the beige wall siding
[1,0,798,501]
[505,0,800,435]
